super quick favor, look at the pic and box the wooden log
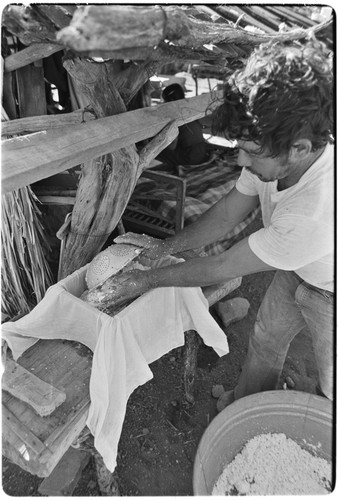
[4,43,63,73]
[2,91,220,194]
[1,108,96,136]
[37,447,90,496]
[3,359,67,417]
[2,4,332,66]
[57,5,166,52]
[182,276,243,403]
[183,330,201,404]
[2,4,58,45]
[56,5,332,53]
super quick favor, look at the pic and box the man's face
[236,140,291,182]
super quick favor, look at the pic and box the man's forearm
[110,237,275,305]
[146,253,232,289]
[163,211,234,256]
[145,237,275,290]
[160,187,259,256]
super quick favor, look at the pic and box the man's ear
[290,139,313,160]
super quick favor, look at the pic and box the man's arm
[146,236,274,288]
[152,186,259,257]
[107,237,275,307]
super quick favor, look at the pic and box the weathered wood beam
[1,108,96,137]
[2,91,220,194]
[56,5,332,54]
[34,4,75,30]
[2,4,58,44]
[1,4,75,46]
[4,43,63,73]
[76,42,224,64]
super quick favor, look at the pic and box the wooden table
[2,278,240,487]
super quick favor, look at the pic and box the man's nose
[237,149,252,167]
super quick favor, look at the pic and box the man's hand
[104,269,152,305]
[137,240,171,266]
[113,232,172,266]
[83,269,152,311]
[114,232,161,248]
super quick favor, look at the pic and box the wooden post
[15,61,47,117]
[58,56,140,279]
[183,330,201,404]
[58,54,178,279]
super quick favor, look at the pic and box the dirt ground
[2,218,320,497]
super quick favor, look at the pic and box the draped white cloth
[2,264,229,472]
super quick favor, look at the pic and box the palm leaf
[1,186,54,318]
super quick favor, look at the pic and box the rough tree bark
[58,56,177,279]
[58,57,137,279]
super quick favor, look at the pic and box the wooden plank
[2,91,221,194]
[3,359,67,417]
[2,341,89,443]
[2,405,51,457]
[1,108,96,136]
[37,195,75,205]
[4,43,63,73]
[34,5,73,30]
[38,447,90,496]
[44,399,90,449]
[203,278,242,307]
[2,339,92,477]
[15,64,47,118]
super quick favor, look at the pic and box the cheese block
[86,243,142,290]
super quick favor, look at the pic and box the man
[158,83,209,166]
[110,38,334,408]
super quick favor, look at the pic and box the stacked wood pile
[2,4,332,279]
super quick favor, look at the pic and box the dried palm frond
[1,186,54,318]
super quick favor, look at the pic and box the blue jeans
[234,270,334,400]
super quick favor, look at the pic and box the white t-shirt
[236,144,334,292]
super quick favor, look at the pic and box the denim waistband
[302,281,333,299]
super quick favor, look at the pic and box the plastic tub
[193,390,333,495]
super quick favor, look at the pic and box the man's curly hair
[211,38,333,158]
